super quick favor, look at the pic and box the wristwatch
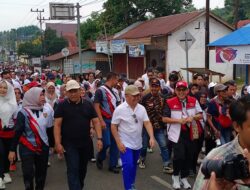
[97,137,103,141]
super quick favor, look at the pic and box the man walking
[111,85,155,190]
[163,81,203,189]
[94,72,120,173]
[54,80,103,190]
[139,78,172,174]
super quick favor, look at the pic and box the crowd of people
[0,66,249,190]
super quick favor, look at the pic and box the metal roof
[115,11,204,39]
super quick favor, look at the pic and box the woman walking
[8,87,53,190]
[0,80,18,189]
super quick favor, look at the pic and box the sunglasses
[132,114,138,123]
[176,88,187,92]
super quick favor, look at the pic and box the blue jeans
[120,148,140,190]
[140,128,170,166]
[97,119,118,168]
[220,127,232,145]
[64,143,89,190]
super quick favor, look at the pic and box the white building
[112,10,234,82]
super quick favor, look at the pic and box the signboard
[50,3,75,20]
[177,31,195,51]
[129,44,145,57]
[110,40,126,54]
[216,46,250,65]
[63,59,73,74]
[73,63,96,73]
[61,48,69,57]
[82,63,96,73]
[31,57,41,65]
[96,41,110,54]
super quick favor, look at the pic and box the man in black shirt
[54,80,103,190]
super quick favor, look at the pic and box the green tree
[43,28,68,56]
[0,25,41,51]
[212,0,250,25]
[80,12,103,48]
[101,0,192,34]
[17,41,41,58]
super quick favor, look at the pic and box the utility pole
[205,0,210,70]
[31,9,44,30]
[103,23,112,71]
[31,9,48,69]
[76,3,83,74]
[233,0,240,80]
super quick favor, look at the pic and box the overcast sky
[0,0,225,31]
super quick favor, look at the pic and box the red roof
[45,47,79,61]
[116,11,204,39]
[237,20,250,29]
[62,33,77,48]
[44,47,96,61]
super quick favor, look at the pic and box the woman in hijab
[8,87,53,190]
[45,82,58,108]
[0,80,18,189]
[45,82,58,157]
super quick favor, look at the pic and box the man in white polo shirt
[111,85,155,190]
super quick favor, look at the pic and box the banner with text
[216,46,250,64]
[129,44,145,57]
[110,40,126,54]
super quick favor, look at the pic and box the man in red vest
[163,81,203,189]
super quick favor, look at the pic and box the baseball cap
[176,81,188,89]
[208,82,217,89]
[66,80,80,91]
[125,85,140,96]
[214,84,228,94]
[95,70,101,76]
[134,80,143,88]
[149,78,160,86]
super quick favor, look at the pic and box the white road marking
[151,175,174,189]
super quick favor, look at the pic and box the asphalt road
[6,146,197,190]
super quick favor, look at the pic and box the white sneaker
[0,178,6,189]
[3,173,11,184]
[172,175,180,189]
[118,158,122,167]
[180,177,191,189]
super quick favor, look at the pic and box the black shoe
[108,167,119,174]
[96,159,103,170]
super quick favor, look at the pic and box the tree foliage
[0,25,41,51]
[79,0,193,48]
[80,12,103,48]
[100,0,193,34]
[212,0,250,25]
[43,28,68,56]
[17,28,68,57]
[17,41,41,57]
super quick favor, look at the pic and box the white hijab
[0,80,18,127]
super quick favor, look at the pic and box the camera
[201,153,250,181]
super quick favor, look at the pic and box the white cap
[208,82,217,89]
[134,80,143,88]
[66,80,80,91]
[24,79,31,85]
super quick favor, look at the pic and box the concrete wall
[167,15,233,82]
